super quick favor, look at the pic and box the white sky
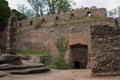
[7,0,120,11]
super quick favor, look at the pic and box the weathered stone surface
[8,67,49,74]
[90,25,120,76]
[30,56,51,63]
[0,71,9,77]
[6,13,18,55]
[18,54,31,60]
[0,63,45,70]
[0,62,49,75]
[0,7,120,76]
[0,54,22,65]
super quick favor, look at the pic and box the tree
[45,0,74,14]
[11,9,27,21]
[27,0,45,17]
[45,0,59,14]
[0,0,11,31]
[108,6,120,18]
[57,0,72,13]
[108,8,117,18]
[17,4,35,18]
[27,0,75,16]
[117,6,120,17]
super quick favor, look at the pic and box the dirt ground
[0,69,120,80]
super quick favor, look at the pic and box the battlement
[18,6,107,27]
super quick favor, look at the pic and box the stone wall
[14,7,120,76]
[18,7,107,28]
[17,23,91,55]
[90,25,120,76]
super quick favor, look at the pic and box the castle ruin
[1,6,120,76]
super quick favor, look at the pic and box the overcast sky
[7,0,120,11]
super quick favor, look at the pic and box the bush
[49,55,70,69]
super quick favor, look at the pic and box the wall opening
[69,44,88,69]
[55,16,59,20]
[87,11,91,17]
[42,19,45,24]
[74,61,80,69]
[70,14,74,19]
[30,21,33,25]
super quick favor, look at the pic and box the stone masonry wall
[17,23,91,55]
[90,25,120,76]
[18,7,107,28]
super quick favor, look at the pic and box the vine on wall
[56,37,69,54]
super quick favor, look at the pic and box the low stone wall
[90,25,120,76]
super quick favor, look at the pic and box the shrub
[49,55,70,69]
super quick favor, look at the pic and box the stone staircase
[0,63,50,75]
[0,54,50,75]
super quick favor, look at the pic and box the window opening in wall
[70,14,74,19]
[42,19,45,24]
[55,16,59,20]
[30,21,33,25]
[87,11,91,17]
[115,19,119,27]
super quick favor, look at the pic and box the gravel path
[0,69,120,80]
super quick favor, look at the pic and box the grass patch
[17,50,49,56]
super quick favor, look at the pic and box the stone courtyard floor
[0,69,120,80]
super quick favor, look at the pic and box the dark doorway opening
[74,61,80,69]
[70,44,88,69]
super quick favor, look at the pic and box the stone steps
[8,67,49,74]
[0,63,50,75]
[0,64,45,70]
[0,54,50,75]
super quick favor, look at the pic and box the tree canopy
[17,4,35,19]
[27,0,75,16]
[0,0,11,31]
[108,6,120,18]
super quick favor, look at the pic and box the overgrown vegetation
[48,37,70,69]
[49,55,70,69]
[32,17,108,29]
[17,50,49,56]
[11,9,27,21]
[56,37,69,53]
[49,17,108,27]
[0,0,11,31]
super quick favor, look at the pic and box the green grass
[17,50,50,56]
